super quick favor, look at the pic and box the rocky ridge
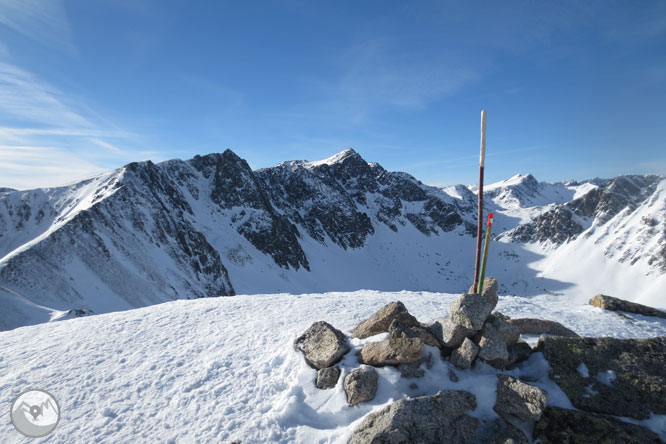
[293,280,666,443]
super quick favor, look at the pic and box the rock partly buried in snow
[589,294,666,319]
[348,390,479,444]
[507,341,533,368]
[294,321,350,369]
[344,367,378,406]
[477,327,509,368]
[474,418,529,444]
[359,337,424,366]
[388,318,440,347]
[535,335,666,420]
[429,317,474,349]
[398,361,425,378]
[315,366,341,390]
[351,301,419,339]
[483,312,521,345]
[468,276,499,308]
[494,374,548,423]
[449,293,494,331]
[450,337,479,369]
[533,407,663,444]
[508,318,579,338]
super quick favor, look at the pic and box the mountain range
[1,148,664,330]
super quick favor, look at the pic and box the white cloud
[0,0,75,54]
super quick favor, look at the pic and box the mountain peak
[310,148,364,167]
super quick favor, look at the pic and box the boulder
[473,418,529,444]
[469,276,499,308]
[484,312,521,345]
[344,367,378,406]
[507,318,579,338]
[348,390,479,444]
[352,301,419,339]
[534,407,663,444]
[494,374,548,423]
[450,338,479,369]
[359,337,424,366]
[294,321,350,369]
[429,317,474,349]
[477,328,509,368]
[315,366,341,390]
[535,335,666,419]
[449,293,494,331]
[389,318,440,348]
[589,294,666,319]
[507,341,533,368]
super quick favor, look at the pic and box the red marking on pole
[487,213,494,227]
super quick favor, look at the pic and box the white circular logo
[10,389,60,438]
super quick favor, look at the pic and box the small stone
[449,293,494,331]
[352,301,419,339]
[494,375,548,423]
[450,338,479,369]
[315,366,341,390]
[507,318,579,338]
[294,321,350,369]
[469,276,499,308]
[344,368,378,405]
[449,369,460,382]
[507,341,533,368]
[359,337,424,366]
[484,312,521,345]
[589,294,666,319]
[477,328,509,369]
[429,317,474,349]
[409,383,419,390]
[398,361,425,378]
[389,318,440,347]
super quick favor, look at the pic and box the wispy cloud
[0,0,75,54]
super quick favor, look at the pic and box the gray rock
[589,294,666,319]
[507,318,579,338]
[389,318,440,348]
[484,312,521,345]
[344,368,378,405]
[474,418,529,444]
[294,321,350,369]
[430,317,475,349]
[469,276,499,308]
[535,335,666,419]
[449,293,494,331]
[477,328,509,369]
[352,301,419,339]
[398,361,425,378]
[315,366,341,390]
[450,338,479,369]
[449,369,460,382]
[534,407,663,444]
[348,390,479,444]
[507,340,532,368]
[359,337,424,366]
[494,374,548,423]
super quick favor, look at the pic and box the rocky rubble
[292,280,665,443]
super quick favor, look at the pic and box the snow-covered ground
[1,291,665,443]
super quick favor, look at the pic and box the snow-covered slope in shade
[1,291,665,444]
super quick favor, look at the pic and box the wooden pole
[472,110,486,293]
[478,212,494,293]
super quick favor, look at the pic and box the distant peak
[299,148,367,169]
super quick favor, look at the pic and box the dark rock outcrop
[348,391,479,444]
[533,407,663,444]
[535,335,666,419]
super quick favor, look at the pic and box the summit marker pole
[472,110,486,293]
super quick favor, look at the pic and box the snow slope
[1,291,665,443]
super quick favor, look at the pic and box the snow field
[1,290,665,443]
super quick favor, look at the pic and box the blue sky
[1,0,665,189]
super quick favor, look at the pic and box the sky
[0,0,665,190]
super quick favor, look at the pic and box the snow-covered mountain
[1,149,664,330]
